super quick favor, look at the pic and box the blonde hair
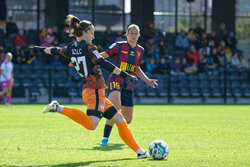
[6,52,12,59]
[125,24,140,36]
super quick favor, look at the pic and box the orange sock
[116,120,140,152]
[62,107,93,130]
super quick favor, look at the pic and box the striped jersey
[106,41,144,91]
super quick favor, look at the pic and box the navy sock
[103,124,113,138]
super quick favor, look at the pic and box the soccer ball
[149,140,169,160]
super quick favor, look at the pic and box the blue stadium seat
[212,88,223,97]
[232,88,243,97]
[201,88,211,97]
[242,88,250,97]
[179,88,190,97]
[190,88,201,97]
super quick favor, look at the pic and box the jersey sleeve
[105,42,119,57]
[88,44,102,64]
[139,47,144,63]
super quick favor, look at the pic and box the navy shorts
[107,88,134,107]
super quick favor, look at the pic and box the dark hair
[65,14,93,37]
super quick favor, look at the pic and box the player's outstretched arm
[29,46,68,58]
[135,66,158,88]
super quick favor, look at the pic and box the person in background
[41,28,55,46]
[216,22,228,43]
[14,29,27,46]
[231,52,241,68]
[194,22,205,38]
[6,16,18,38]
[186,44,201,65]
[170,57,184,75]
[240,52,249,68]
[0,44,5,64]
[215,48,228,68]
[157,57,168,74]
[175,29,189,50]
[0,52,14,106]
[146,58,158,73]
[13,43,26,64]
[145,38,159,59]
[39,27,47,44]
[158,40,168,58]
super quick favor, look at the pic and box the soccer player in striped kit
[29,14,149,158]
[100,24,158,145]
[0,52,14,106]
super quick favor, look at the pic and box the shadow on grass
[47,158,135,167]
[48,143,125,151]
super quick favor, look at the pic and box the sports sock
[103,124,113,138]
[116,120,140,152]
[6,96,11,104]
[62,107,93,130]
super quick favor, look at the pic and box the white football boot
[43,100,59,113]
[137,151,150,159]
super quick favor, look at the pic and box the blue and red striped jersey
[105,41,144,91]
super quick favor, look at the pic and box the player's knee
[126,119,132,124]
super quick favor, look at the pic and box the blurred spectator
[59,26,73,44]
[194,23,205,38]
[226,31,237,52]
[13,43,26,64]
[103,26,116,48]
[146,58,158,73]
[175,29,189,50]
[158,40,168,58]
[208,31,218,46]
[39,27,47,44]
[216,22,228,43]
[240,52,249,68]
[0,44,5,64]
[25,44,37,65]
[199,56,217,74]
[200,32,208,48]
[144,21,157,39]
[170,57,183,75]
[231,52,240,68]
[14,29,27,46]
[186,44,201,65]
[182,57,197,74]
[0,20,6,34]
[145,38,159,59]
[215,48,228,68]
[115,31,125,42]
[41,28,55,46]
[187,28,196,43]
[52,26,59,41]
[217,40,232,62]
[6,16,18,38]
[157,57,168,74]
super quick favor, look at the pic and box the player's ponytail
[65,14,82,37]
[65,14,93,38]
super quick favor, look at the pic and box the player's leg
[0,81,8,103]
[43,88,103,130]
[5,80,13,105]
[100,80,122,145]
[103,100,149,158]
[120,89,134,124]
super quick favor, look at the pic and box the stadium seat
[190,88,201,97]
[212,88,223,97]
[179,88,190,97]
[242,88,250,97]
[201,88,211,97]
[232,88,243,97]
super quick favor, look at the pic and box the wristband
[119,71,129,79]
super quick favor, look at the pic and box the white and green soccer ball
[149,140,169,160]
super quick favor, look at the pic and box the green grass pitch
[0,104,249,167]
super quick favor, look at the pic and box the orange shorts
[82,88,113,113]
